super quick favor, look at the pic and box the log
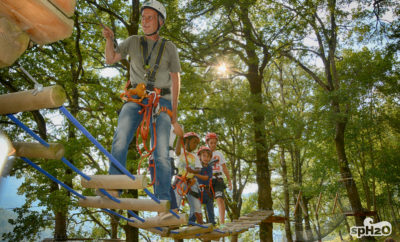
[0,0,75,45]
[81,175,149,190]
[48,0,76,17]
[0,85,66,115]
[198,231,230,240]
[0,16,29,68]
[128,213,187,229]
[170,223,214,239]
[78,196,169,212]
[13,142,65,160]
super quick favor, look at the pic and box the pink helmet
[197,146,212,156]
[184,132,200,140]
[205,132,218,142]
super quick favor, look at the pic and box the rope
[21,157,86,200]
[59,106,136,181]
[7,114,92,181]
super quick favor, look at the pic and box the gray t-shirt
[115,35,181,100]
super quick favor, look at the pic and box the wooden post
[81,175,149,190]
[13,142,65,160]
[78,196,169,212]
[0,85,66,115]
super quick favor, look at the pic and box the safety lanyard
[143,39,159,68]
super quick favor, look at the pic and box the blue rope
[7,114,49,147]
[169,209,180,219]
[102,209,135,222]
[127,210,145,223]
[98,188,120,203]
[60,157,91,181]
[21,157,86,200]
[59,106,136,181]
[143,188,160,204]
[7,114,92,181]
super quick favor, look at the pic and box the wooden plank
[169,224,214,239]
[78,196,169,212]
[262,215,287,223]
[0,85,66,115]
[128,213,187,229]
[81,175,149,190]
[13,142,65,160]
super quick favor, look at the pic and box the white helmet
[141,0,166,21]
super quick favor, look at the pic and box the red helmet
[184,132,200,140]
[197,146,212,156]
[205,132,218,142]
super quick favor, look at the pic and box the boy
[205,132,232,225]
[192,146,216,225]
[174,132,203,224]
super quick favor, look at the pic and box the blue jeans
[109,98,172,201]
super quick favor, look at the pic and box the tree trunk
[333,101,374,241]
[248,66,272,241]
[303,198,313,241]
[54,211,67,240]
[280,147,293,242]
[123,224,138,242]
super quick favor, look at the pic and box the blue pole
[21,157,86,200]
[59,106,136,181]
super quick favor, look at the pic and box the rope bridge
[1,85,274,240]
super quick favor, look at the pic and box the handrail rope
[97,188,120,204]
[60,106,163,204]
[7,114,91,181]
[127,210,145,223]
[8,116,150,221]
[21,157,86,199]
[7,114,155,223]
[59,106,136,181]
[102,209,135,223]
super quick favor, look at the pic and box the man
[102,0,183,205]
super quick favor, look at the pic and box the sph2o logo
[350,218,392,238]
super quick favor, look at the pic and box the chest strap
[140,36,167,85]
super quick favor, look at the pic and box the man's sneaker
[96,189,119,198]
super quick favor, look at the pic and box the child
[191,146,216,225]
[173,132,203,224]
[205,132,232,225]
